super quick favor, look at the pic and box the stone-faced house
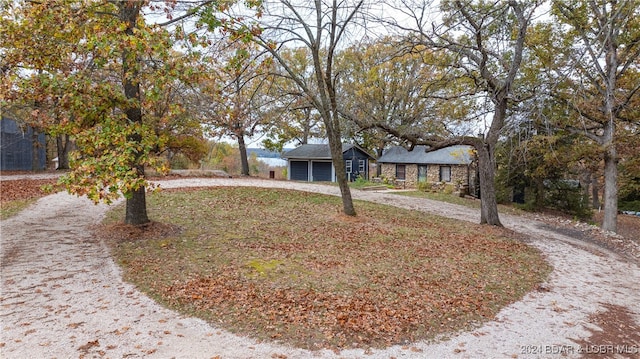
[282,143,375,182]
[377,145,476,190]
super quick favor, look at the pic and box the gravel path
[1,177,639,359]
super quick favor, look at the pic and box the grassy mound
[102,187,550,350]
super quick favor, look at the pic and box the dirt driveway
[1,177,639,358]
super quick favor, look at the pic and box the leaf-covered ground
[0,178,55,202]
[102,187,551,350]
[0,177,58,219]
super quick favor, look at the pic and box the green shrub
[443,184,455,194]
[544,180,592,220]
[417,181,432,192]
[349,176,375,189]
[169,153,191,169]
[619,200,640,212]
[355,175,368,185]
[496,185,513,204]
[381,176,395,186]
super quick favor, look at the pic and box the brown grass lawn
[101,187,551,351]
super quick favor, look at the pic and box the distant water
[257,157,287,167]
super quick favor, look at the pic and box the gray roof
[282,143,372,159]
[377,145,474,165]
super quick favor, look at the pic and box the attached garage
[311,161,332,181]
[289,160,309,181]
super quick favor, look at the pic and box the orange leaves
[108,187,550,351]
[0,178,57,204]
[165,272,454,349]
[77,339,99,354]
[67,322,85,329]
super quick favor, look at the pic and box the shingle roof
[377,145,474,165]
[282,143,372,159]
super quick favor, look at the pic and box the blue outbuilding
[1,117,46,171]
[282,143,375,182]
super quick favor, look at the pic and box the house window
[418,165,427,182]
[345,160,352,173]
[440,166,451,182]
[358,159,365,172]
[396,164,406,180]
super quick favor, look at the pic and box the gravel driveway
[1,177,639,358]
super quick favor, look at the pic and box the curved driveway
[1,177,639,358]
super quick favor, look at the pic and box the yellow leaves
[56,119,166,205]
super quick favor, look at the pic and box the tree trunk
[120,1,149,226]
[31,129,42,172]
[476,143,502,226]
[301,108,312,144]
[324,104,356,215]
[534,177,545,209]
[125,165,149,225]
[328,135,356,216]
[123,149,149,226]
[602,141,618,232]
[376,146,384,176]
[591,175,600,209]
[238,134,250,176]
[600,6,620,232]
[324,82,355,215]
[475,88,508,227]
[56,134,71,170]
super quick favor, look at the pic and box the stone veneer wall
[380,163,470,189]
[380,163,418,187]
[450,165,470,185]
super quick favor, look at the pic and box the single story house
[1,117,46,171]
[377,145,477,190]
[282,143,375,182]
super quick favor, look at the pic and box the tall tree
[0,2,84,170]
[546,0,640,232]
[2,0,254,225]
[118,1,151,224]
[198,41,273,176]
[337,37,451,155]
[261,47,326,152]
[374,0,540,226]
[239,0,369,216]
[145,52,209,169]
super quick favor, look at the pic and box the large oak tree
[2,0,255,225]
[197,41,274,176]
[375,0,541,226]
[240,0,370,216]
[337,37,453,156]
[545,0,640,232]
